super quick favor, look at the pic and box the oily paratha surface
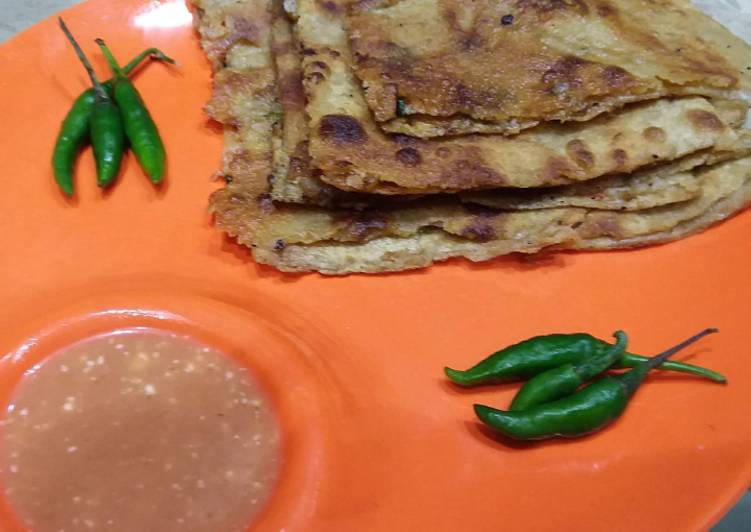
[268,4,750,208]
[347,0,751,137]
[195,0,751,274]
[461,137,751,211]
[257,157,751,274]
[297,0,744,194]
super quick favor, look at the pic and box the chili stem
[122,48,176,74]
[58,18,107,100]
[645,328,718,371]
[95,38,125,78]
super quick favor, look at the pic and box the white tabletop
[0,0,80,42]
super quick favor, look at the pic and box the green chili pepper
[509,328,716,411]
[510,330,628,411]
[52,47,175,196]
[444,332,726,386]
[474,328,718,440]
[59,19,125,188]
[96,38,167,185]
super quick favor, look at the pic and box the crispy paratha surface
[297,0,745,194]
[252,157,751,274]
[347,0,751,137]
[195,0,751,274]
[461,138,751,211]
[271,6,748,208]
[267,4,750,207]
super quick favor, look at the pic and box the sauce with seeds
[0,329,280,531]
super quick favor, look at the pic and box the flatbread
[461,138,751,211]
[271,4,748,207]
[268,4,350,206]
[576,178,751,250]
[257,157,751,274]
[297,0,744,194]
[204,54,751,274]
[196,0,581,255]
[263,174,751,274]
[577,155,751,239]
[347,0,751,137]
[192,0,278,73]
[464,165,706,212]
[195,0,751,275]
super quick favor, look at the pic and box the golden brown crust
[261,8,751,209]
[267,6,383,207]
[197,1,581,265]
[574,179,751,250]
[297,0,744,194]
[347,0,751,133]
[269,6,346,205]
[248,6,746,208]
[461,139,751,211]
[240,8,751,214]
[254,157,751,274]
[196,0,751,275]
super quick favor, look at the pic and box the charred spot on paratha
[319,115,368,144]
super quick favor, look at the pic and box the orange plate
[0,1,750,530]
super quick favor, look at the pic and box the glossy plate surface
[0,1,750,530]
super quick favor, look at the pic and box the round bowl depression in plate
[0,1,750,531]
[0,284,339,531]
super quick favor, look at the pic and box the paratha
[195,0,751,275]
[195,0,577,254]
[575,177,751,250]
[347,0,751,137]
[297,0,744,194]
[269,3,749,208]
[461,137,751,211]
[267,5,393,207]
[256,157,751,274]
[268,4,348,206]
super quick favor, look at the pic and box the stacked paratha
[192,0,751,274]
